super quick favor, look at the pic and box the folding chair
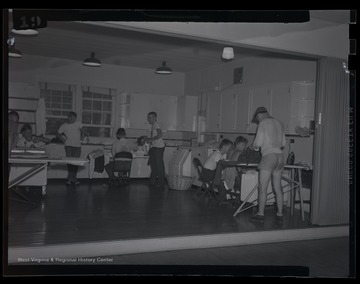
[109,151,133,188]
[192,158,218,201]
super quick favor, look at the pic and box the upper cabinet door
[205,91,221,132]
[249,86,272,133]
[235,87,251,133]
[158,96,178,131]
[270,82,291,134]
[219,89,237,132]
[129,94,158,129]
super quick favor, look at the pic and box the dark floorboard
[8,179,314,247]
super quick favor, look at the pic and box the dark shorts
[258,153,284,172]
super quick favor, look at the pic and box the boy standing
[57,112,84,185]
[144,112,166,187]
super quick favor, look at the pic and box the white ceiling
[9,10,349,72]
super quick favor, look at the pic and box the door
[235,87,251,133]
[249,86,272,133]
[270,82,291,134]
[205,91,221,132]
[220,89,236,132]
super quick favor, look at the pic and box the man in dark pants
[145,112,166,187]
[57,112,84,185]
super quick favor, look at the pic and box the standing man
[249,107,286,225]
[57,112,84,185]
[144,112,166,187]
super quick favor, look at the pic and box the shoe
[275,215,284,225]
[66,181,72,185]
[74,180,80,185]
[249,213,265,223]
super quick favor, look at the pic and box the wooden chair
[109,151,133,188]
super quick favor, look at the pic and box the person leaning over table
[17,124,50,148]
[248,106,286,225]
[56,111,84,186]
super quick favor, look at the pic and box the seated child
[17,124,50,148]
[105,128,139,178]
[136,135,150,155]
[203,138,233,183]
[223,136,248,191]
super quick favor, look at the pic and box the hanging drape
[311,58,351,225]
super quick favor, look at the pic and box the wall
[9,54,185,97]
[115,17,349,59]
[8,54,193,141]
[185,56,317,167]
[185,56,317,94]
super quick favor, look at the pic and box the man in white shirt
[249,107,286,225]
[57,112,84,185]
[144,112,166,187]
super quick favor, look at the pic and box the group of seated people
[202,136,261,201]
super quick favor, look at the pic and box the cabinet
[235,87,251,133]
[270,82,291,133]
[129,94,177,130]
[176,96,198,131]
[249,86,272,133]
[205,91,221,131]
[220,89,237,132]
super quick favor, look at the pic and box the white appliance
[168,147,208,186]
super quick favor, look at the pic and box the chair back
[114,151,133,160]
[113,151,133,172]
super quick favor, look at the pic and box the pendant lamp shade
[9,44,22,58]
[83,52,101,67]
[11,28,39,36]
[222,47,234,60]
[155,61,172,74]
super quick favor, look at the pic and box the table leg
[42,186,47,196]
[290,169,295,216]
[233,183,258,217]
[297,168,305,221]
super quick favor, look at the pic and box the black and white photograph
[3,9,356,278]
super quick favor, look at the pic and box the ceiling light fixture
[222,47,234,60]
[83,52,102,67]
[155,61,172,75]
[11,28,39,36]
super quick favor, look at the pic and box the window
[82,86,115,138]
[39,82,76,135]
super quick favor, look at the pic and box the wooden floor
[6,180,353,278]
[8,179,314,247]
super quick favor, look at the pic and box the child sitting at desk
[203,139,233,182]
[104,128,139,178]
[17,124,50,148]
[223,136,248,191]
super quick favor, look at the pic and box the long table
[214,161,309,221]
[8,157,89,204]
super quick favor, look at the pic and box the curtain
[311,58,351,225]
